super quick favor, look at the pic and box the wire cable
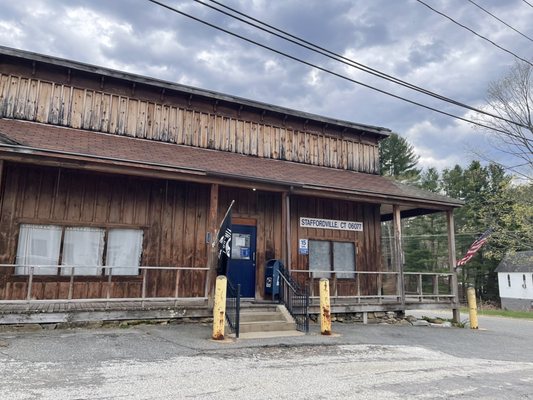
[195,0,528,129]
[521,0,533,8]
[416,0,533,68]
[466,0,533,43]
[146,0,524,137]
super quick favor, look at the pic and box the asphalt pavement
[0,311,532,399]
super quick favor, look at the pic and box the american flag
[456,228,493,267]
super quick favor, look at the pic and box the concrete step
[239,305,279,313]
[239,311,287,323]
[232,305,298,334]
[239,320,297,333]
[228,330,305,339]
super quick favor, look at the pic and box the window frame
[14,224,144,277]
[308,239,357,280]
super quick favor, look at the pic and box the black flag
[215,201,234,276]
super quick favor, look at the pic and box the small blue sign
[299,239,309,255]
[240,247,250,258]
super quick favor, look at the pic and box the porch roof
[0,118,462,215]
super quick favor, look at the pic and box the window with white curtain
[61,227,105,276]
[16,224,62,275]
[309,240,356,279]
[333,242,356,279]
[105,229,143,276]
[15,224,143,276]
[309,240,332,279]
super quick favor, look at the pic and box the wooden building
[0,46,462,325]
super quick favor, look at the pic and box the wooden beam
[206,184,219,308]
[0,152,288,193]
[293,187,458,211]
[0,160,4,211]
[393,205,405,308]
[447,210,460,323]
[281,192,287,266]
[282,192,291,271]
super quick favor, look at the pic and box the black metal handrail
[278,265,309,333]
[225,278,241,338]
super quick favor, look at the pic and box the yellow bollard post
[320,278,332,335]
[212,276,227,340]
[467,286,478,330]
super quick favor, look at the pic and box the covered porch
[0,119,462,325]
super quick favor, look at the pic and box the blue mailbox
[265,259,283,299]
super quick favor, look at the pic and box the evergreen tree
[379,133,421,182]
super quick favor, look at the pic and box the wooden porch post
[0,160,4,207]
[393,205,405,308]
[282,192,291,271]
[206,184,219,308]
[446,210,461,323]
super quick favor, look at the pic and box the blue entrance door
[227,225,257,298]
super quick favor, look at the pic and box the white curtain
[106,229,143,276]
[15,224,62,275]
[333,242,356,279]
[61,227,105,276]
[309,240,332,279]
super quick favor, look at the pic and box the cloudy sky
[0,0,531,172]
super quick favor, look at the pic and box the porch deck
[0,298,210,325]
[0,266,458,324]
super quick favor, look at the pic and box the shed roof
[0,118,462,214]
[495,251,533,273]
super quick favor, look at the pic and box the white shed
[495,251,533,311]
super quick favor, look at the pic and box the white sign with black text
[299,217,363,232]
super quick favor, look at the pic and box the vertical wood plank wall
[0,163,210,300]
[0,73,380,174]
[0,165,383,300]
[290,195,381,296]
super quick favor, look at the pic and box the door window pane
[16,224,62,275]
[333,242,356,279]
[61,227,105,276]
[106,229,143,276]
[309,240,331,279]
[231,233,251,260]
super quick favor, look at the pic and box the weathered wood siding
[219,187,283,297]
[0,73,380,173]
[290,195,381,296]
[0,163,210,300]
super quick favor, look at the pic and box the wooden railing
[0,264,210,306]
[290,270,455,305]
[403,272,455,303]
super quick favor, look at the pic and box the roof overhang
[0,119,463,217]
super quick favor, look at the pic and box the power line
[521,0,533,8]
[416,0,533,68]
[146,0,522,137]
[466,0,533,43]
[194,0,528,130]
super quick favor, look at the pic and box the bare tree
[478,61,533,181]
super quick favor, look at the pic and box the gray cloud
[0,0,531,171]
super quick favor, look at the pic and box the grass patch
[460,307,533,320]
